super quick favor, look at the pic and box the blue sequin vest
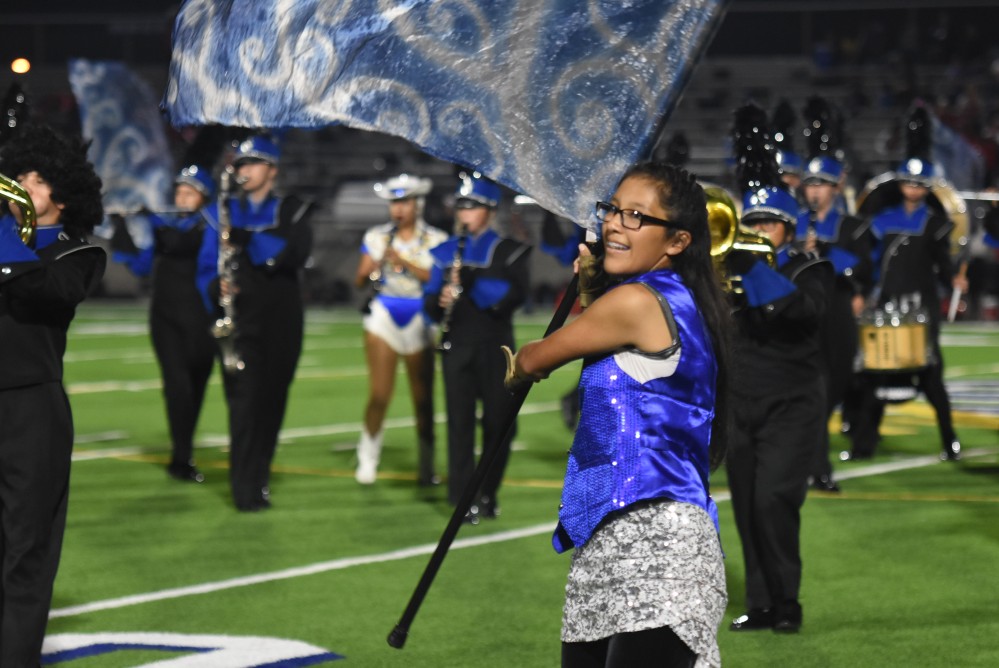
[553,269,719,553]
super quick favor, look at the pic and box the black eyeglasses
[595,201,673,230]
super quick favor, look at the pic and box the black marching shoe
[167,462,205,483]
[477,495,500,519]
[462,504,481,525]
[418,472,441,487]
[941,440,961,461]
[774,600,803,633]
[809,474,841,493]
[729,608,774,631]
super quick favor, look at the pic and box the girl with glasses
[504,162,732,668]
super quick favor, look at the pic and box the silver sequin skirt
[561,499,727,667]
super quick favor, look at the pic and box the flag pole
[388,274,580,649]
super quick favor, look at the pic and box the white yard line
[72,401,561,457]
[51,446,996,620]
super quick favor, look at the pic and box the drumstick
[947,286,960,323]
[947,262,968,323]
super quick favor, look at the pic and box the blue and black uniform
[849,203,958,459]
[726,246,833,617]
[114,212,216,476]
[795,207,873,481]
[0,221,105,665]
[424,227,531,513]
[197,193,313,510]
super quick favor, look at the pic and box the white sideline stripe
[833,448,996,480]
[50,447,999,620]
[72,402,562,457]
[49,523,559,619]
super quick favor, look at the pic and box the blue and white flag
[70,59,173,244]
[163,0,727,228]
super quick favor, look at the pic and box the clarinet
[437,224,467,352]
[210,167,246,373]
[364,226,398,312]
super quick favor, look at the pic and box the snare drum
[857,317,928,371]
[855,307,932,403]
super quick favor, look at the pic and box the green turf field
[44,302,999,667]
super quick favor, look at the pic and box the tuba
[701,182,776,292]
[0,171,36,247]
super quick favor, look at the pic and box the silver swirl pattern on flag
[70,59,173,245]
[164,0,725,228]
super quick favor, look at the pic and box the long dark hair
[619,161,732,470]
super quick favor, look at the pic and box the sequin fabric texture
[562,499,726,668]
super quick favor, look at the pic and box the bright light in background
[11,58,31,75]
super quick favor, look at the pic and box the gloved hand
[724,249,759,277]
[501,345,539,393]
[109,214,139,254]
[225,226,253,248]
[577,245,608,308]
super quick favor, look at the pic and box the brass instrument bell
[0,171,36,247]
[701,182,776,291]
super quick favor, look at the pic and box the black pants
[0,383,73,667]
[151,311,215,467]
[813,291,858,479]
[441,342,516,506]
[562,626,696,668]
[850,359,956,457]
[221,311,303,509]
[727,378,825,609]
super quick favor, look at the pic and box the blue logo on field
[42,632,343,666]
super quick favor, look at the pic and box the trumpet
[210,167,246,374]
[702,182,775,292]
[0,171,36,247]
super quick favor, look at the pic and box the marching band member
[725,105,834,634]
[353,174,447,485]
[196,135,314,511]
[847,144,966,461]
[797,97,875,491]
[423,173,531,523]
[0,124,106,666]
[111,166,217,483]
[505,162,731,667]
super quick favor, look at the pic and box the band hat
[895,157,935,186]
[455,172,501,208]
[174,164,216,198]
[374,173,433,200]
[776,149,803,176]
[741,186,799,226]
[801,155,843,185]
[233,135,280,166]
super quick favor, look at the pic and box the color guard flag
[163,0,728,228]
[70,59,173,244]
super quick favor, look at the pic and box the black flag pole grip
[388,272,581,649]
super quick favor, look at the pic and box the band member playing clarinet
[504,163,731,667]
[353,174,447,485]
[796,152,873,491]
[423,173,530,523]
[111,165,217,483]
[196,135,313,511]
[0,124,106,666]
